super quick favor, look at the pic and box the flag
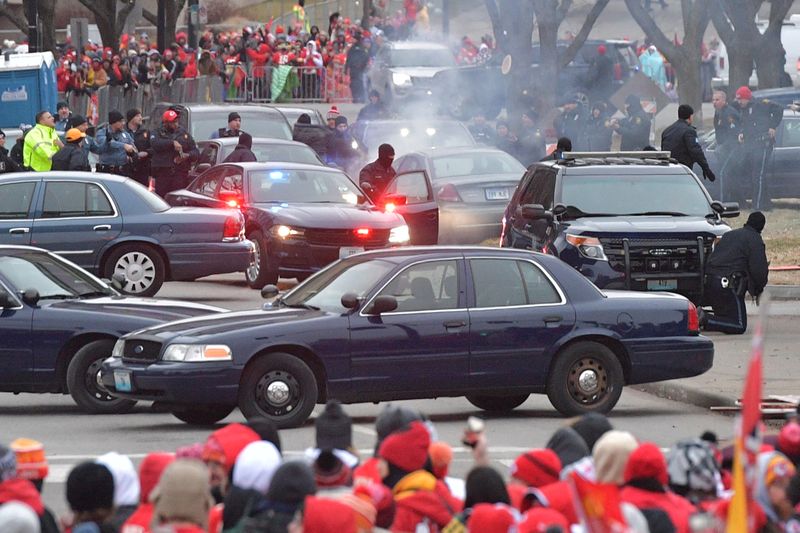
[569,471,629,533]
[726,297,768,533]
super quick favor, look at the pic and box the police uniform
[702,212,769,335]
[713,104,740,201]
[734,98,782,209]
[617,111,651,151]
[151,126,199,197]
[126,125,152,187]
[94,126,136,176]
[554,104,589,151]
[215,127,243,139]
[660,118,715,180]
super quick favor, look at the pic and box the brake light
[437,184,462,202]
[687,301,700,334]
[354,227,371,238]
[223,215,243,242]
[796,58,800,72]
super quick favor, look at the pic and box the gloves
[703,168,716,182]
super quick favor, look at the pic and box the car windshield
[561,173,712,216]
[248,168,363,204]
[0,252,113,299]
[363,123,475,153]
[432,151,525,180]
[389,49,455,68]
[221,143,321,165]
[282,258,395,313]
[278,109,322,126]
[193,112,292,140]
[127,181,170,212]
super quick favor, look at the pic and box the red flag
[569,471,629,533]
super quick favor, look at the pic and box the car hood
[250,203,405,229]
[565,216,729,236]
[125,306,322,341]
[391,67,452,78]
[47,297,225,321]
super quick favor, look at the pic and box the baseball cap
[162,109,179,123]
[65,128,86,143]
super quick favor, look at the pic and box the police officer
[554,95,589,151]
[712,90,740,201]
[612,94,651,150]
[732,86,782,210]
[211,112,243,139]
[151,109,199,197]
[701,212,769,335]
[518,110,546,166]
[125,108,151,187]
[359,143,396,201]
[661,104,716,181]
[94,110,137,175]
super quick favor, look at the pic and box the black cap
[126,108,142,122]
[378,143,395,159]
[239,131,253,149]
[678,104,694,120]
[67,115,87,129]
[297,113,311,124]
[369,89,380,98]
[228,112,241,123]
[335,115,348,126]
[556,137,572,152]
[315,400,352,451]
[66,462,114,513]
[746,211,766,233]
[266,461,316,505]
[108,110,124,124]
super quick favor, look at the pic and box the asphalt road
[0,274,763,518]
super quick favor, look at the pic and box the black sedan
[0,246,222,414]
[190,137,324,180]
[101,247,713,427]
[166,162,438,288]
[394,147,525,243]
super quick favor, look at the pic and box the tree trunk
[754,32,786,88]
[362,0,372,30]
[675,50,703,114]
[38,0,56,52]
[535,3,559,111]
[726,38,754,93]
[502,0,535,121]
[164,0,187,47]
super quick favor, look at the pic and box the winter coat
[0,478,61,533]
[620,482,696,533]
[292,123,331,157]
[0,146,21,173]
[390,471,460,532]
[150,127,198,171]
[223,145,257,163]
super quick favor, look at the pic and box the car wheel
[66,340,137,414]
[546,341,624,416]
[238,352,318,429]
[171,405,235,425]
[466,393,529,412]
[104,244,166,297]
[245,230,279,289]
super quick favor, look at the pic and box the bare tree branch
[709,0,734,43]
[0,5,28,34]
[142,9,157,26]
[483,0,508,51]
[623,0,678,59]
[764,0,792,38]
[560,0,610,68]
[556,0,572,26]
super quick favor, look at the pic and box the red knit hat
[778,422,800,458]
[202,423,260,473]
[378,421,430,472]
[468,503,519,533]
[137,452,174,503]
[519,507,570,533]
[624,442,668,486]
[327,105,340,120]
[429,441,453,479]
[735,86,753,100]
[510,449,562,488]
[302,496,357,533]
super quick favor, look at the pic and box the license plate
[647,279,678,291]
[114,371,132,392]
[485,187,510,201]
[339,246,365,259]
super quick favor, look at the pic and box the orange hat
[162,109,179,123]
[429,441,453,479]
[65,128,86,143]
[10,438,48,481]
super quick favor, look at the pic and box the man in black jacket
[661,104,716,181]
[612,95,651,150]
[224,132,257,163]
[359,143,396,201]
[0,130,20,173]
[292,114,331,158]
[125,108,151,187]
[151,109,199,197]
[713,90,740,201]
[701,211,769,334]
[51,128,90,171]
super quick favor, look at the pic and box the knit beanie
[468,503,519,533]
[9,439,47,483]
[232,441,282,494]
[746,211,766,233]
[374,404,421,444]
[126,108,142,123]
[327,106,340,120]
[302,495,357,533]
[151,459,213,529]
[571,413,613,451]
[315,400,352,451]
[0,446,16,482]
[66,462,115,513]
[108,110,125,124]
[334,115,348,127]
[624,442,669,486]
[519,507,569,533]
[137,453,174,504]
[378,421,431,473]
[429,441,453,479]
[593,430,638,485]
[202,423,260,473]
[246,417,282,453]
[266,461,317,506]
[0,501,39,533]
[510,449,562,488]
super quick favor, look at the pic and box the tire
[245,230,279,289]
[546,341,624,416]
[466,393,529,412]
[103,243,166,297]
[171,405,235,425]
[66,339,137,414]
[238,352,318,429]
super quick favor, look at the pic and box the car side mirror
[111,273,126,291]
[519,203,550,221]
[0,288,16,308]
[21,288,40,306]
[261,284,280,299]
[341,292,360,310]
[552,204,567,217]
[367,295,398,315]
[712,201,740,218]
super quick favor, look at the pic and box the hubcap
[267,381,290,405]
[255,370,300,417]
[247,239,261,281]
[87,359,115,402]
[114,252,155,294]
[567,357,608,405]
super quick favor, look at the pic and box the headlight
[392,72,412,87]
[565,234,607,261]
[272,225,305,239]
[112,339,124,358]
[351,140,359,150]
[389,225,410,244]
[162,344,232,362]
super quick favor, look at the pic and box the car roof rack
[556,151,675,166]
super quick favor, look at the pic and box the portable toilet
[0,52,57,129]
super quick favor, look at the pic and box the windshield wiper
[77,291,111,299]
[281,302,320,311]
[625,211,689,216]
[561,205,623,218]
[38,294,75,300]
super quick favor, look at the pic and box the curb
[633,382,735,410]
[767,285,800,301]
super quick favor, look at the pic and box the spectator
[55,102,71,133]
[96,452,140,530]
[0,502,39,533]
[357,90,389,122]
[150,460,214,533]
[326,116,360,172]
[345,37,371,103]
[293,113,331,158]
[65,462,116,532]
[0,130,21,173]
[51,128,90,171]
[121,453,174,533]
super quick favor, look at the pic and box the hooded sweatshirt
[219,441,283,530]
[390,470,460,532]
[122,453,175,533]
[755,451,796,527]
[97,452,140,531]
[546,427,590,471]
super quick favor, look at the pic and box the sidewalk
[635,286,800,410]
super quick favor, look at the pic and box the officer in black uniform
[554,95,589,151]
[712,90,740,201]
[732,86,783,210]
[358,143,396,202]
[151,109,199,197]
[612,94,651,150]
[125,108,151,187]
[661,104,716,181]
[701,211,769,335]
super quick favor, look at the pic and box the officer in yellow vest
[23,110,63,171]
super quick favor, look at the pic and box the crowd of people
[1,404,800,532]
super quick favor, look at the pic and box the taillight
[223,215,243,242]
[437,184,462,202]
[796,58,800,72]
[687,301,700,334]
[354,227,371,238]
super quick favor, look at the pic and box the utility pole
[25,0,38,52]
[157,0,167,52]
[187,0,199,49]
[442,0,449,36]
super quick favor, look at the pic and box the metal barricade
[293,65,325,102]
[326,63,352,103]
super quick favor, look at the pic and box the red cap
[162,109,179,123]
[519,508,570,533]
[202,423,260,473]
[735,86,753,100]
[624,442,668,486]
[510,449,562,488]
[597,44,607,55]
[378,421,430,472]
[779,422,800,458]
[468,503,519,533]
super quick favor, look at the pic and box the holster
[730,272,748,297]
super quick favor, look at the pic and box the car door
[0,277,32,387]
[381,170,439,245]
[466,257,575,389]
[770,117,800,198]
[167,166,227,208]
[348,258,469,393]
[30,180,121,270]
[190,142,220,180]
[0,181,38,245]
[508,168,556,250]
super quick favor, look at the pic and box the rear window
[192,111,292,141]
[127,181,170,212]
[221,143,321,165]
[432,152,524,180]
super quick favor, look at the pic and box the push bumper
[622,335,714,385]
[164,240,253,281]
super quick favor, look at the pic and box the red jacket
[620,485,696,533]
[390,471,461,533]
[536,481,578,525]
[0,478,45,515]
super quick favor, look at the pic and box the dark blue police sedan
[0,172,252,296]
[101,247,713,427]
[0,246,223,414]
